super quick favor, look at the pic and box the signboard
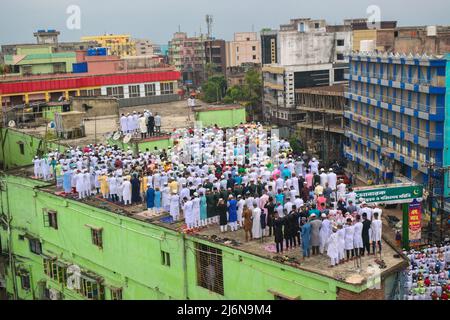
[408,200,422,246]
[354,184,423,205]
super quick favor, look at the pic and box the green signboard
[354,184,423,205]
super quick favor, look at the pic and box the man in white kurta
[319,214,332,254]
[170,192,180,221]
[251,204,262,239]
[327,168,337,190]
[183,198,194,229]
[327,228,339,266]
[122,179,132,205]
[120,114,128,133]
[371,212,382,255]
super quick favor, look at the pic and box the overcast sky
[1,0,449,45]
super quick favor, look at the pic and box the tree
[200,75,227,103]
[222,67,262,107]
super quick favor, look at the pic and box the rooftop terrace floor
[13,165,408,286]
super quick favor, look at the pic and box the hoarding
[408,199,422,246]
[354,184,423,205]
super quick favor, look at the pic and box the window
[43,209,58,229]
[252,46,256,51]
[18,141,25,155]
[80,89,101,97]
[90,227,103,248]
[196,243,224,295]
[161,82,174,95]
[20,273,31,290]
[337,39,345,46]
[315,23,320,29]
[145,83,156,96]
[236,47,239,52]
[336,53,344,61]
[80,276,105,300]
[128,85,140,98]
[29,238,42,255]
[161,250,171,267]
[43,258,68,284]
[253,55,257,60]
[110,287,123,300]
[106,86,124,99]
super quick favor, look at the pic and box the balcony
[348,71,444,87]
[344,110,443,149]
[346,72,446,95]
[345,89,444,118]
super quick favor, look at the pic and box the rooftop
[10,164,408,286]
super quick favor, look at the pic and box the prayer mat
[160,216,173,224]
[264,244,277,253]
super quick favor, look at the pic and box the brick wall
[337,281,385,300]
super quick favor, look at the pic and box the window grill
[195,243,224,295]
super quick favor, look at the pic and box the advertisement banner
[408,200,422,246]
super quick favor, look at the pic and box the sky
[1,0,449,45]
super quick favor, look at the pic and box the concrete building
[81,34,136,58]
[33,29,60,44]
[0,128,408,300]
[346,19,397,52]
[4,45,77,76]
[261,29,279,65]
[344,52,448,196]
[205,39,226,76]
[262,18,352,131]
[1,30,97,63]
[393,26,450,55]
[134,39,155,57]
[226,32,261,68]
[295,85,347,164]
[168,32,208,88]
[0,49,180,108]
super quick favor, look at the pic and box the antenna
[178,25,181,33]
[206,14,213,39]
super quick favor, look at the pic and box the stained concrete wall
[279,31,352,66]
[71,97,119,118]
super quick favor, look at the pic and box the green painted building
[0,129,407,300]
[4,45,77,76]
[194,105,246,128]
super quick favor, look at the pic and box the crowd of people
[402,244,450,300]
[119,110,162,139]
[32,124,385,267]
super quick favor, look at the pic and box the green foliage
[289,138,303,155]
[200,75,228,103]
[223,68,262,106]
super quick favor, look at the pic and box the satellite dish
[123,134,132,144]
[8,120,16,128]
[112,131,122,141]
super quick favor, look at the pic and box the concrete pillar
[100,87,107,96]
[65,91,69,100]
[155,82,161,96]
[123,85,130,99]
[45,92,50,102]
[24,94,29,104]
[139,84,146,97]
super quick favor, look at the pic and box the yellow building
[81,34,136,57]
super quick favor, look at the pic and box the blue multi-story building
[344,52,448,196]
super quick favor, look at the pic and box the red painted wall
[0,71,181,95]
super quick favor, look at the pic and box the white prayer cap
[310,213,316,218]
[320,168,325,172]
[312,157,316,161]
[329,168,333,172]
[321,213,327,218]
